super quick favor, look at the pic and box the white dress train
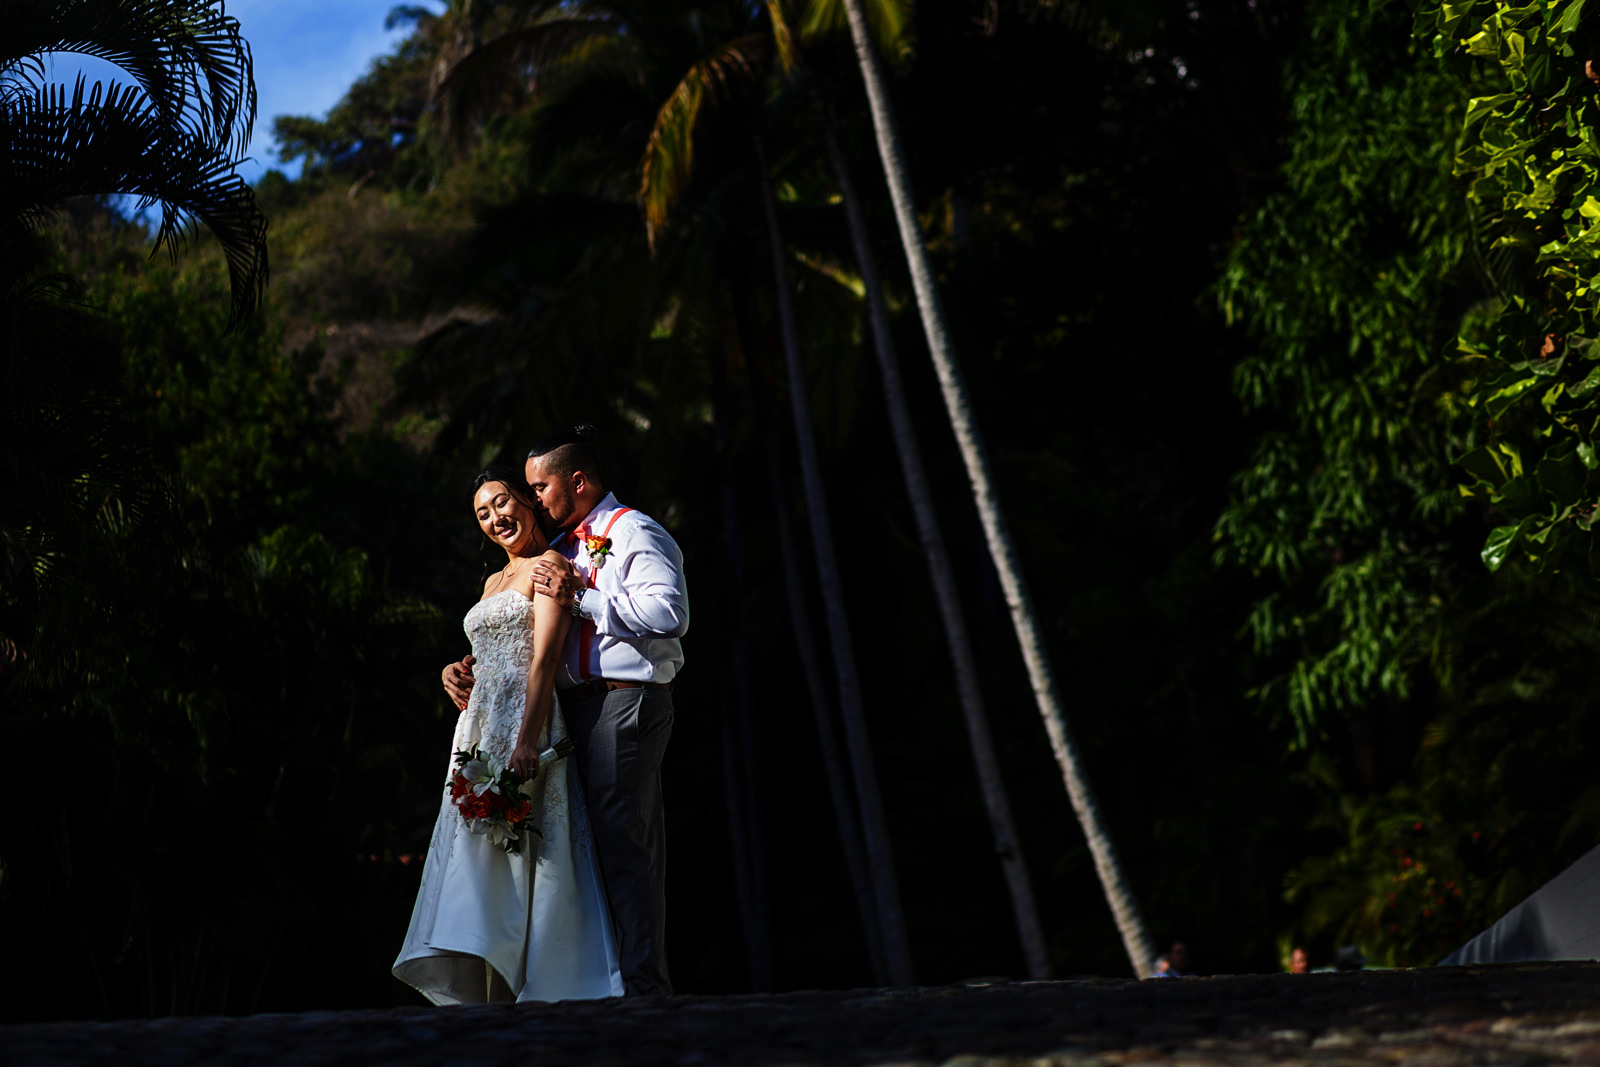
[393,589,623,1003]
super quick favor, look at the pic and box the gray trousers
[562,686,674,996]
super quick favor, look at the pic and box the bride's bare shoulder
[477,572,507,601]
[539,547,569,566]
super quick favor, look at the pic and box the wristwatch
[569,587,586,619]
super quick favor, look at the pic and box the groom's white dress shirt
[555,492,688,687]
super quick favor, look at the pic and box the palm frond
[639,34,767,246]
[1,78,267,322]
[0,0,255,155]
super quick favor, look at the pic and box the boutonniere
[585,534,613,569]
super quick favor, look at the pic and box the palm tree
[771,0,1052,978]
[816,0,1157,977]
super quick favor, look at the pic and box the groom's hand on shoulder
[530,557,582,607]
[442,654,475,709]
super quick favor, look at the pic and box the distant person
[394,465,623,1004]
[1149,940,1196,978]
[1288,946,1310,974]
[428,425,688,999]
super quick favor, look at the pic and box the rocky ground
[7,962,1600,1067]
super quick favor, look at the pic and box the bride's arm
[510,552,575,779]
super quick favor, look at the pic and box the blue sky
[46,0,438,183]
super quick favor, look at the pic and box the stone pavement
[7,962,1600,1067]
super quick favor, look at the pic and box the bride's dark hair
[472,466,539,584]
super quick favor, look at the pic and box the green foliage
[1418,0,1600,575]
[1216,0,1481,743]
[1218,0,1600,968]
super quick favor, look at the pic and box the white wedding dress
[393,589,623,1003]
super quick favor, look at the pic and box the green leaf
[1436,1,1475,39]
[1482,521,1525,571]
[1485,376,1542,416]
[1553,0,1590,37]
[1496,440,1526,478]
[1463,92,1518,129]
[1465,28,1500,56]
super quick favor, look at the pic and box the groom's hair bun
[527,424,602,484]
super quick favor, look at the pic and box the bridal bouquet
[448,746,539,854]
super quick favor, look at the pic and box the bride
[393,467,623,1003]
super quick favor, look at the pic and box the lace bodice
[455,589,540,765]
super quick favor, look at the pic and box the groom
[443,426,688,997]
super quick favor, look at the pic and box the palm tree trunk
[833,0,1155,979]
[756,134,916,986]
[763,427,890,983]
[817,112,1051,980]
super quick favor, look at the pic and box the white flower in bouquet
[458,756,499,796]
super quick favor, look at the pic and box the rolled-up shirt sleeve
[580,519,689,639]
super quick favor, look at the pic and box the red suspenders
[577,507,633,680]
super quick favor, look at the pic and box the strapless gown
[393,589,623,1003]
